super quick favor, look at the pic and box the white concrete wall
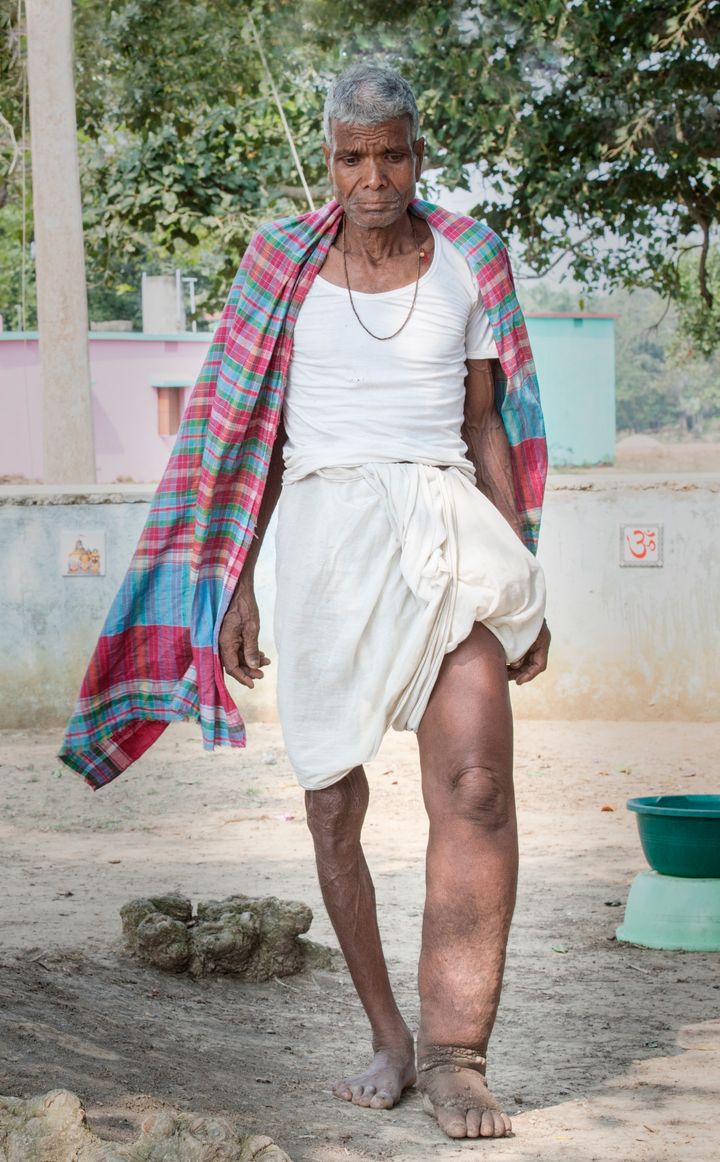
[524,473,719,720]
[1,474,717,730]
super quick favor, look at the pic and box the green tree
[1,0,718,340]
[674,243,720,357]
[0,0,34,326]
[308,0,719,325]
[71,0,328,316]
[589,283,720,434]
[666,250,720,428]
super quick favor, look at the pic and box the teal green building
[526,313,616,467]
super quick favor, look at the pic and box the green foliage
[0,0,331,323]
[674,245,720,358]
[616,353,682,433]
[517,275,720,435]
[71,0,332,317]
[315,0,719,315]
[0,0,718,353]
[0,192,35,328]
[0,0,32,326]
[609,288,681,432]
[593,284,719,433]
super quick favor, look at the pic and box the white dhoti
[273,461,546,791]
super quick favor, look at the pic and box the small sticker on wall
[619,523,663,567]
[60,529,107,577]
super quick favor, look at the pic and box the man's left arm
[462,358,551,685]
[461,359,523,540]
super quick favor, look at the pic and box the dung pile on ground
[120,892,334,980]
[0,1088,293,1161]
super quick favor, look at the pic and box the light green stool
[616,869,720,952]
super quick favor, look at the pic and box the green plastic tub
[616,870,720,951]
[627,795,720,879]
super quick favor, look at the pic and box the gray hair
[323,63,419,145]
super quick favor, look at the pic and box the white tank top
[281,224,499,483]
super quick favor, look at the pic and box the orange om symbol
[626,528,657,559]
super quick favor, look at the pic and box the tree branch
[0,111,21,176]
[681,199,715,309]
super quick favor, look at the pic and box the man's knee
[445,764,513,830]
[305,766,368,852]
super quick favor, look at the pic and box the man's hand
[218,577,271,689]
[506,619,551,685]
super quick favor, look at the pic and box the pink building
[1,312,617,480]
[1,331,211,483]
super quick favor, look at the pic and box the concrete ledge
[0,484,155,505]
[2,472,718,506]
[546,471,720,492]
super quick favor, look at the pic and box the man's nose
[363,160,387,189]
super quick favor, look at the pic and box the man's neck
[342,213,416,266]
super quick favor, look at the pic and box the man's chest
[291,274,474,379]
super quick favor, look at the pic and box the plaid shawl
[59,196,547,791]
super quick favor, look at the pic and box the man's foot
[332,1040,416,1110]
[417,1046,512,1139]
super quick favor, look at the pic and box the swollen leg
[305,765,415,1109]
[416,621,517,1138]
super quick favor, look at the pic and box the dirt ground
[1,719,719,1161]
[579,436,720,475]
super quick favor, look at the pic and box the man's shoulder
[250,201,340,250]
[412,198,508,258]
[247,197,505,251]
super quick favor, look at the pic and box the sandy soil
[1,719,719,1161]
[584,437,720,474]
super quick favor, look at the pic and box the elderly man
[61,62,549,1143]
[218,64,550,1140]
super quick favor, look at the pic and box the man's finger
[240,640,269,671]
[241,626,262,669]
[237,651,272,685]
[224,664,254,688]
[513,651,549,685]
[506,652,528,681]
[219,644,242,677]
[219,618,271,688]
[218,621,243,662]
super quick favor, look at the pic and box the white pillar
[26,0,95,483]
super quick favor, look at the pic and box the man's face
[323,115,425,230]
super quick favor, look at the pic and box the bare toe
[418,1048,512,1141]
[480,1109,496,1137]
[355,1084,376,1107]
[465,1109,482,1138]
[479,1108,511,1137]
[369,1090,394,1110]
[332,1044,415,1112]
[435,1105,469,1139]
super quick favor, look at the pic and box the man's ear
[322,140,331,178]
[413,136,426,179]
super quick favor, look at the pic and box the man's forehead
[330,116,415,150]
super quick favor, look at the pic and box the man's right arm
[218,417,288,689]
